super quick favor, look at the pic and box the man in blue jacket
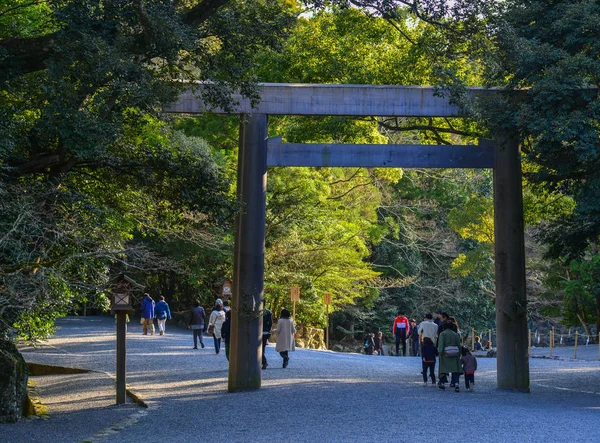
[141,293,155,335]
[155,296,171,336]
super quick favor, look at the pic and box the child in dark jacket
[461,346,478,391]
[421,337,438,386]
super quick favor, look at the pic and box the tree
[0,0,300,339]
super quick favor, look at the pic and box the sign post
[111,287,134,405]
[323,293,331,350]
[290,286,300,319]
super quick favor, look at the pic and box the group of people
[187,298,296,370]
[364,311,478,392]
[140,293,172,336]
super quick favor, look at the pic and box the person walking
[271,308,296,368]
[221,310,231,361]
[461,346,478,392]
[364,333,375,355]
[141,293,155,336]
[155,296,171,336]
[418,313,438,344]
[421,337,437,386]
[262,305,273,369]
[189,300,206,349]
[392,312,410,356]
[374,331,384,355]
[409,319,420,356]
[208,298,226,354]
[437,321,463,392]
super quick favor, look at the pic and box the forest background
[2,0,600,346]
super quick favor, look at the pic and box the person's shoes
[159,331,164,336]
[216,351,220,354]
[450,383,455,388]
[432,382,437,387]
[423,382,427,387]
[455,386,460,392]
[283,357,289,368]
[193,346,198,349]
[201,343,205,349]
[469,385,474,392]
[438,382,445,390]
[262,363,268,370]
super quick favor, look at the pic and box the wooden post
[528,329,531,357]
[471,328,475,351]
[229,113,268,393]
[549,328,554,357]
[574,331,578,359]
[323,292,331,350]
[116,312,126,404]
[488,329,492,348]
[492,135,529,391]
[326,303,329,350]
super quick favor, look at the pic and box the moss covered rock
[0,340,28,423]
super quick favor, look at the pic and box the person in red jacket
[392,312,410,356]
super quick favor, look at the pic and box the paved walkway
[3,316,600,442]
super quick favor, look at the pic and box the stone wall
[0,340,28,423]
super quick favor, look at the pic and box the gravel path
[3,316,600,443]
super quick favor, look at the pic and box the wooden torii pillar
[167,84,530,392]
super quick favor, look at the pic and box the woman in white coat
[271,308,296,368]
[208,299,226,354]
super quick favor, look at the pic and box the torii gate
[167,83,529,392]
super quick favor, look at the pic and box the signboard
[290,286,300,302]
[222,279,232,297]
[323,293,331,305]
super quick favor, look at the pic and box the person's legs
[280,351,289,367]
[427,363,436,384]
[158,319,166,334]
[146,318,155,335]
[199,329,204,348]
[395,333,400,355]
[213,335,220,353]
[422,362,428,383]
[193,329,199,348]
[413,339,419,356]
[262,335,269,368]
[225,342,230,361]
[452,372,460,391]
[401,332,407,356]
[142,318,147,335]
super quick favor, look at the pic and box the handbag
[207,324,215,335]
[444,345,459,357]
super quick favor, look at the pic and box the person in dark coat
[262,305,273,369]
[221,310,232,361]
[409,319,420,356]
[189,300,206,349]
[364,333,375,355]
[421,337,438,386]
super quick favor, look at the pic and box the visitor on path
[141,293,155,336]
[155,296,172,336]
[364,333,375,355]
[474,336,483,351]
[461,346,477,392]
[223,300,231,312]
[392,312,410,356]
[434,310,444,330]
[409,319,420,356]
[271,308,296,368]
[189,300,206,349]
[436,312,449,336]
[374,331,384,355]
[437,320,463,392]
[418,313,438,344]
[262,305,273,369]
[208,298,226,354]
[221,310,231,361]
[421,337,437,386]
